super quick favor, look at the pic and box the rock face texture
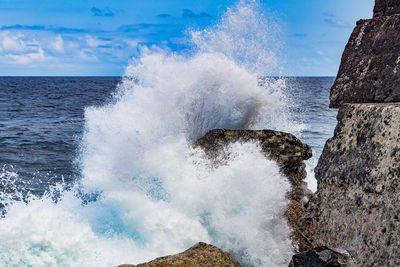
[304,104,400,266]
[197,129,313,251]
[330,1,400,107]
[117,242,241,267]
[374,0,400,17]
[299,1,400,265]
[197,129,312,189]
[288,246,357,267]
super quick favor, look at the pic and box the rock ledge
[118,242,241,267]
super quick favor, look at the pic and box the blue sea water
[0,77,120,197]
[0,76,336,197]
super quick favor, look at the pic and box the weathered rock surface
[302,103,400,266]
[117,242,241,267]
[288,246,356,267]
[374,0,400,17]
[197,129,312,189]
[330,1,400,107]
[197,129,313,251]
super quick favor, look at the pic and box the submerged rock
[288,246,356,267]
[117,242,241,267]
[197,129,313,251]
[330,0,400,107]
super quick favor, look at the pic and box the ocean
[0,76,336,196]
[0,2,338,266]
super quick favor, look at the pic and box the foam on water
[0,1,298,266]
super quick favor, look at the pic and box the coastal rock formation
[330,2,400,107]
[288,246,356,267]
[196,129,312,191]
[374,0,400,17]
[117,242,241,267]
[299,0,400,265]
[303,104,400,266]
[197,129,313,251]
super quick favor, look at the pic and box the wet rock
[330,2,400,107]
[303,103,400,266]
[288,246,356,267]
[117,242,241,267]
[196,129,313,251]
[196,129,312,188]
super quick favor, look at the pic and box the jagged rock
[196,129,312,188]
[196,129,313,251]
[330,1,400,107]
[117,242,241,267]
[304,103,400,266]
[288,246,356,267]
[374,0,400,17]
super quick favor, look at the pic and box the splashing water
[0,1,297,266]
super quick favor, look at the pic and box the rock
[196,129,313,251]
[288,246,357,267]
[374,0,400,17]
[117,242,241,267]
[330,2,400,107]
[304,103,400,266]
[196,129,312,188]
[300,1,400,265]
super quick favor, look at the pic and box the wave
[0,1,298,266]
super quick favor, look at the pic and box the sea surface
[0,76,337,196]
[0,77,120,197]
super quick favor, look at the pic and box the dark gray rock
[196,129,312,188]
[197,129,314,251]
[374,0,400,17]
[330,15,400,107]
[304,103,400,266]
[289,246,356,267]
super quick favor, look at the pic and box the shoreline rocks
[301,103,400,266]
[330,5,400,107]
[374,0,400,17]
[196,129,313,251]
[117,242,241,267]
[289,246,356,267]
[299,0,400,265]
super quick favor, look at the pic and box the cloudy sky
[0,0,374,76]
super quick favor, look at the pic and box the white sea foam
[0,1,297,266]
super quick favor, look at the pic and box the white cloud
[50,35,64,53]
[0,31,28,52]
[124,38,140,47]
[7,47,51,64]
[78,48,98,61]
[0,31,52,64]
[85,35,109,47]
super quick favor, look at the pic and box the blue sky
[0,0,374,76]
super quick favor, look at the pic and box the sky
[0,0,374,76]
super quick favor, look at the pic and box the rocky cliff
[330,0,400,107]
[374,0,400,17]
[305,104,400,266]
[301,0,400,265]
